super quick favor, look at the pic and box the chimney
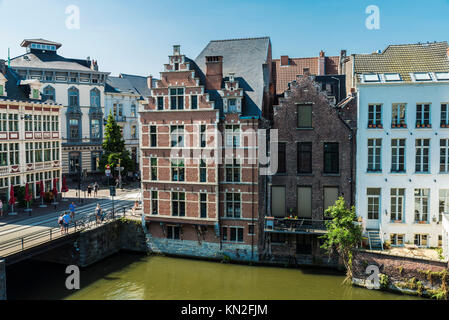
[318,51,326,75]
[173,45,181,56]
[280,55,289,66]
[147,75,153,89]
[205,56,223,90]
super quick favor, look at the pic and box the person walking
[87,184,92,197]
[95,203,102,224]
[58,213,64,235]
[62,211,71,235]
[69,201,76,219]
[94,182,99,197]
[0,199,3,217]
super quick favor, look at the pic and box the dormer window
[436,72,449,81]
[229,73,235,82]
[363,74,380,82]
[414,73,431,81]
[174,63,179,71]
[32,89,40,100]
[228,99,237,113]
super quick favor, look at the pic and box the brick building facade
[262,52,357,265]
[140,38,272,262]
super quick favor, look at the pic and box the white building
[346,42,449,248]
[9,39,110,175]
[105,74,153,169]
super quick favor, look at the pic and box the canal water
[6,252,420,300]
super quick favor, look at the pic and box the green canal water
[6,252,420,300]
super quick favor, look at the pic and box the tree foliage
[320,197,362,282]
[99,112,135,175]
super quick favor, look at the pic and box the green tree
[320,197,362,283]
[99,112,135,176]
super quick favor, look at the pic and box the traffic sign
[105,169,111,176]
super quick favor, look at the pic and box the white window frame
[367,139,382,172]
[415,139,430,173]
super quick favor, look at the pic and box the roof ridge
[209,36,270,43]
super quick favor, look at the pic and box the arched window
[42,86,55,102]
[90,88,100,108]
[68,87,79,107]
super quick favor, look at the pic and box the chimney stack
[173,45,181,56]
[318,51,326,75]
[205,56,223,90]
[147,75,153,89]
[280,55,289,66]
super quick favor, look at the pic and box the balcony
[264,217,328,234]
[115,116,127,122]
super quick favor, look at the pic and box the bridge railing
[0,203,134,258]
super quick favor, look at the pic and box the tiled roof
[10,51,95,72]
[195,37,271,117]
[354,41,449,82]
[106,74,154,100]
[272,56,340,95]
[120,74,153,98]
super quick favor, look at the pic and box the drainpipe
[336,103,355,207]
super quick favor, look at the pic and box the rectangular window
[130,104,136,117]
[415,139,430,172]
[157,97,164,110]
[368,104,382,127]
[225,125,240,147]
[228,99,237,113]
[170,88,184,110]
[297,186,312,218]
[226,192,241,218]
[150,126,157,147]
[414,234,428,247]
[439,189,449,222]
[91,119,101,140]
[390,234,404,246]
[170,125,184,147]
[171,192,185,217]
[200,125,206,148]
[390,188,405,221]
[167,226,181,240]
[0,114,7,131]
[391,139,406,172]
[69,119,79,140]
[200,193,207,218]
[367,139,382,172]
[230,227,244,243]
[151,191,158,215]
[34,142,43,163]
[324,142,339,174]
[131,125,137,139]
[297,142,312,174]
[191,95,198,110]
[271,186,286,217]
[416,104,431,127]
[440,139,449,172]
[44,142,51,162]
[8,114,18,132]
[225,159,240,182]
[414,189,429,222]
[441,104,448,127]
[324,187,339,217]
[222,227,228,241]
[392,103,406,127]
[171,159,185,182]
[25,142,34,164]
[151,158,157,181]
[277,142,286,174]
[297,104,312,128]
[367,188,380,220]
[199,159,207,182]
[9,143,19,165]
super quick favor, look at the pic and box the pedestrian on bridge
[0,199,3,217]
[95,203,102,225]
[62,212,71,235]
[94,182,99,197]
[58,213,64,235]
[69,202,76,219]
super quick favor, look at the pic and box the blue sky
[0,0,448,77]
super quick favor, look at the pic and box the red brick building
[261,51,357,266]
[140,38,272,261]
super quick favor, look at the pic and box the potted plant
[368,124,373,128]
[427,124,431,128]
[392,123,396,128]
[402,123,407,128]
[378,124,383,128]
[417,123,421,128]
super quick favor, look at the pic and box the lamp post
[77,163,81,204]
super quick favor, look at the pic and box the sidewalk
[0,181,142,223]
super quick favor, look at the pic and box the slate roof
[353,41,449,82]
[272,56,340,95]
[10,51,105,73]
[195,37,271,117]
[106,74,155,100]
[0,67,54,103]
